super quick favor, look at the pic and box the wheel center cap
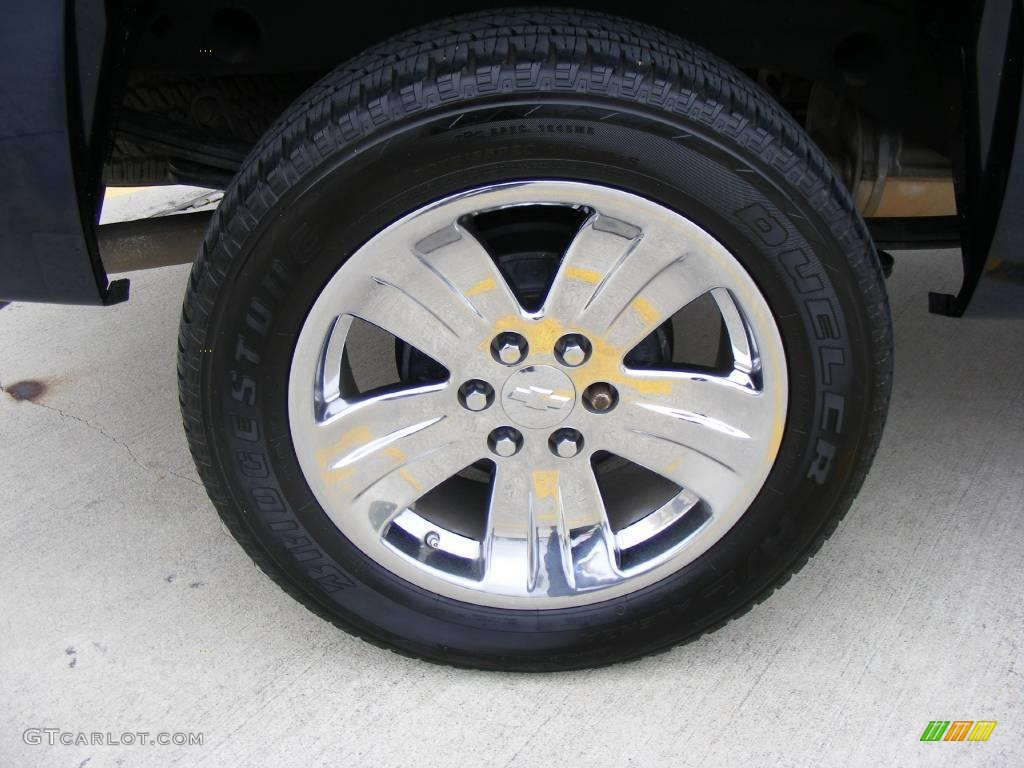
[500,365,576,429]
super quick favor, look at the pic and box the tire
[177,9,892,670]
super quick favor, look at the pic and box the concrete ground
[1,225,1021,766]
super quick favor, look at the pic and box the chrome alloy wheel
[288,181,787,609]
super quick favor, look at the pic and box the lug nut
[491,332,528,366]
[488,426,523,457]
[555,334,592,367]
[583,382,618,413]
[549,428,584,458]
[458,379,494,411]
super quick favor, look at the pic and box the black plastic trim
[930,0,1023,317]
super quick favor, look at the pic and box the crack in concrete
[1,379,202,488]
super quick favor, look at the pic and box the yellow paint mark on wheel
[383,445,406,462]
[531,470,559,499]
[565,266,602,284]
[317,425,372,462]
[398,468,421,493]
[531,469,561,524]
[466,277,497,296]
[631,296,660,325]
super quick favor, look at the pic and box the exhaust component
[98,211,212,273]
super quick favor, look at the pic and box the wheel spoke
[346,273,473,374]
[557,460,620,590]
[342,223,521,371]
[349,438,484,537]
[606,424,740,514]
[607,370,778,511]
[410,223,523,326]
[543,211,717,353]
[541,211,645,325]
[313,384,450,464]
[712,287,760,379]
[309,384,477,529]
[479,464,534,594]
[481,459,618,595]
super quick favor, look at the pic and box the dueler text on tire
[177,9,892,670]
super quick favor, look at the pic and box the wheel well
[104,1,963,196]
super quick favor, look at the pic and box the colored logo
[920,721,997,742]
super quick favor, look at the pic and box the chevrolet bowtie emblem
[507,384,574,413]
